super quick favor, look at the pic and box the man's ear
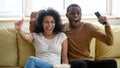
[66,13,68,18]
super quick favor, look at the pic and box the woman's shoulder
[32,33,42,37]
[55,32,67,41]
[56,32,66,38]
[57,32,66,35]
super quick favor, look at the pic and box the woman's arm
[61,38,68,64]
[15,19,34,44]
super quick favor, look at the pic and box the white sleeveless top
[32,32,67,64]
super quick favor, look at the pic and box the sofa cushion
[0,28,18,66]
[17,32,35,67]
[0,66,23,68]
[95,25,120,59]
[113,58,120,68]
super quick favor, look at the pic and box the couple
[15,4,117,68]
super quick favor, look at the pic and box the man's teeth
[75,18,77,20]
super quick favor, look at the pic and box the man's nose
[74,13,78,18]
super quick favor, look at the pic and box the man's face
[66,7,81,28]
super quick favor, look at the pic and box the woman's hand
[15,18,34,43]
[15,19,24,31]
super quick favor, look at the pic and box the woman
[15,8,68,68]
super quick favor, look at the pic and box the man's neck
[69,22,81,30]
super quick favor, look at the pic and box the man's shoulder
[82,22,93,25]
[81,22,99,30]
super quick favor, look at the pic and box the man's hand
[30,12,38,22]
[29,12,39,32]
[98,16,108,25]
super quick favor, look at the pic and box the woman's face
[42,16,55,35]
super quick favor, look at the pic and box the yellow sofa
[0,28,35,68]
[0,25,120,68]
[90,25,120,68]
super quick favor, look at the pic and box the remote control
[94,11,106,25]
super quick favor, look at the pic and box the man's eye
[77,12,79,14]
[69,13,74,15]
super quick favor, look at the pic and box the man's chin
[73,22,79,27]
[73,25,78,28]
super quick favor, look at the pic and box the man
[64,4,117,68]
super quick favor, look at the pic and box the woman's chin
[47,32,53,35]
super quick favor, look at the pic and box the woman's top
[32,32,67,64]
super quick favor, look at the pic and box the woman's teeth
[47,28,52,31]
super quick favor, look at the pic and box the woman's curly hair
[34,8,63,34]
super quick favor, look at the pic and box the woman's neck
[42,32,56,39]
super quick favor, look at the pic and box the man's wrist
[105,23,110,27]
[30,20,36,24]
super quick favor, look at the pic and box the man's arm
[98,16,113,45]
[29,12,38,33]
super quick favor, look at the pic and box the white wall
[0,17,120,30]
[112,0,120,16]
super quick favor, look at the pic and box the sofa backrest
[95,25,120,60]
[17,31,35,67]
[0,28,35,67]
[0,28,18,66]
